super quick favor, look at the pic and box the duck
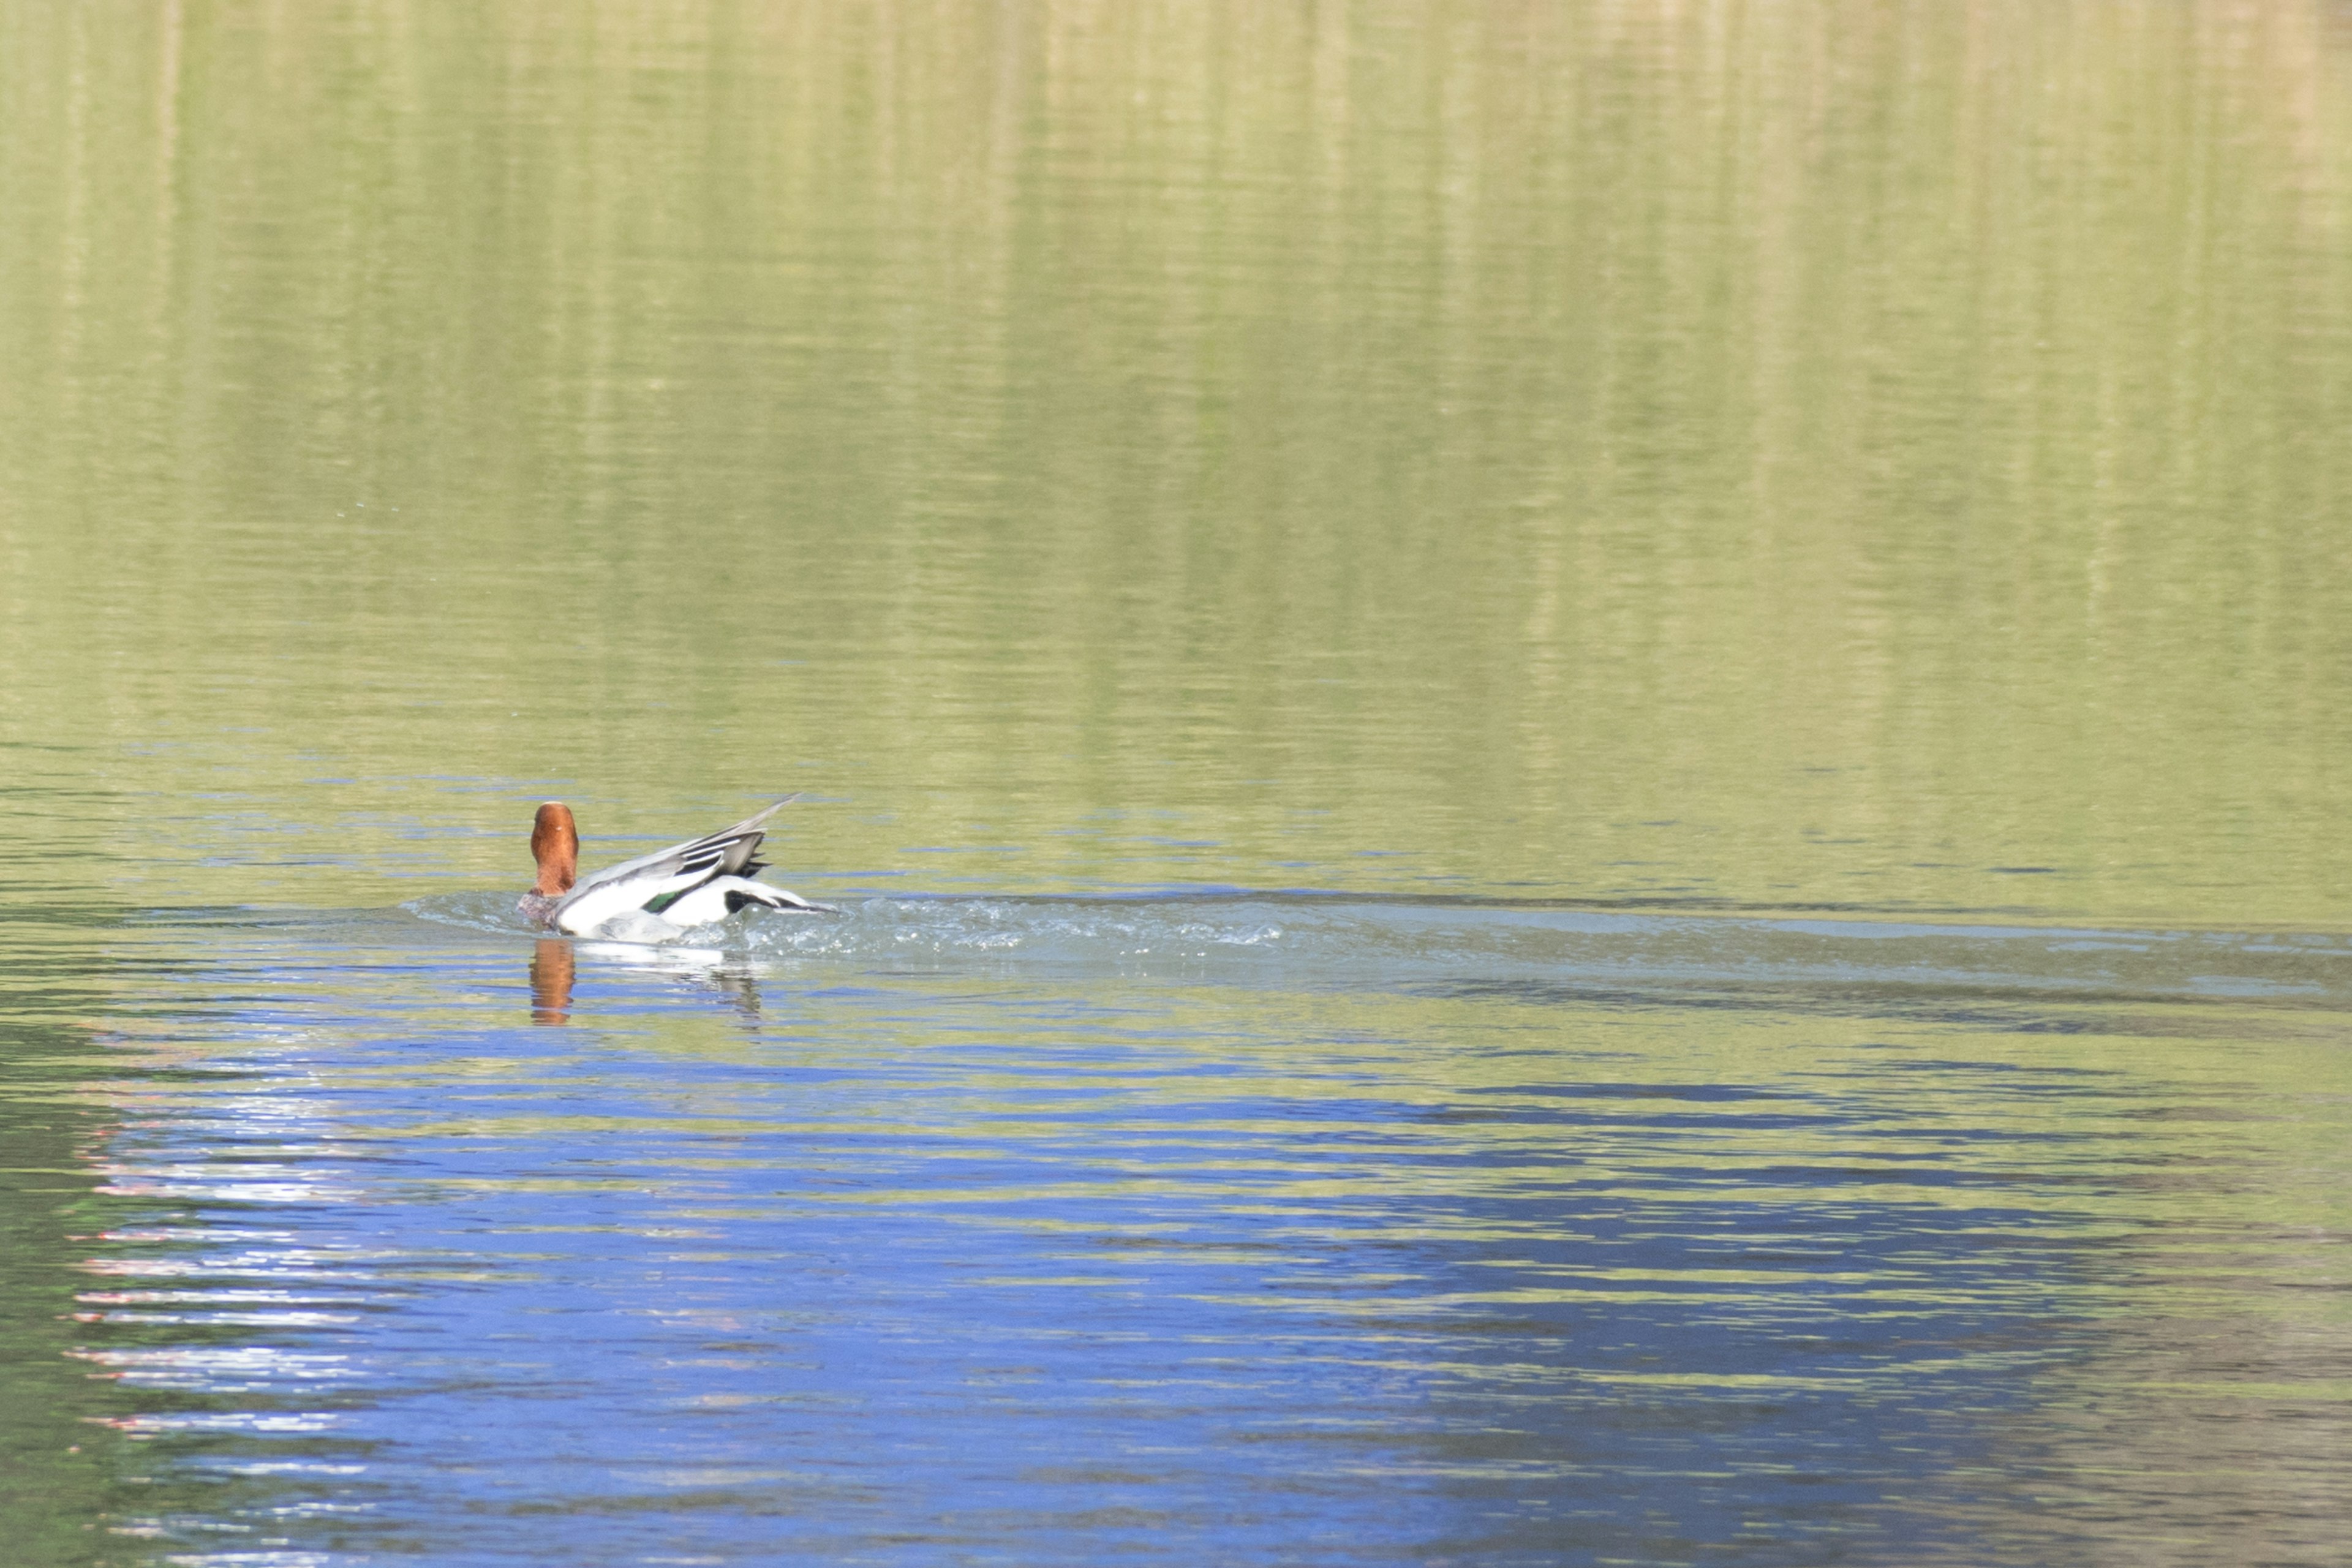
[518,797,836,940]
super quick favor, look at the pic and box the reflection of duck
[529,938,575,1025]
[529,936,769,1025]
[518,798,836,941]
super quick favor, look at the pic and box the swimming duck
[519,797,835,940]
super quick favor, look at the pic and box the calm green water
[3,2,2351,1564]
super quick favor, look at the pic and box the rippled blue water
[32,895,2347,1565]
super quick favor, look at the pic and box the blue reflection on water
[62,899,2352,1564]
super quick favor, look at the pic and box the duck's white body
[522,799,834,940]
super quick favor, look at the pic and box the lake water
[3,2,2350,1564]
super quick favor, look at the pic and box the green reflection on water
[0,976,157,1566]
[2,0,2350,921]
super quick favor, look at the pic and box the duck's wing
[551,797,801,933]
[573,797,798,892]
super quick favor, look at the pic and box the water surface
[2,1,2350,1563]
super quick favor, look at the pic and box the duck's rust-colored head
[530,802,579,896]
